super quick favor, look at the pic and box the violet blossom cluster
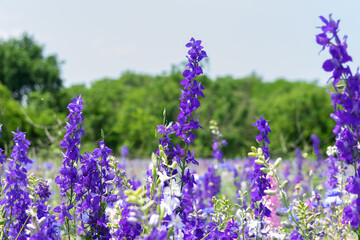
[1,129,33,240]
[157,37,207,177]
[310,134,322,169]
[293,148,304,184]
[317,14,360,229]
[74,141,116,238]
[250,116,271,219]
[121,145,130,161]
[27,180,60,239]
[150,38,207,238]
[54,95,85,233]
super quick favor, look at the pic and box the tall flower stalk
[154,38,207,238]
[249,116,271,220]
[156,37,207,189]
[26,178,60,239]
[316,14,360,236]
[74,141,116,238]
[54,95,85,237]
[0,129,32,240]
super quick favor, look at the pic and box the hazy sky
[1,0,360,86]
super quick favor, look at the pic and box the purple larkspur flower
[144,228,168,240]
[36,179,52,200]
[203,166,220,203]
[28,199,61,239]
[75,141,116,238]
[345,167,360,195]
[54,95,85,233]
[250,116,271,220]
[311,134,322,169]
[343,197,360,229]
[253,115,271,159]
[156,38,207,183]
[325,155,339,188]
[290,230,305,240]
[1,130,33,239]
[53,203,74,224]
[293,148,304,184]
[317,15,360,229]
[121,145,130,160]
[212,137,227,162]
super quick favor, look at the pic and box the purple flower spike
[317,15,360,231]
[156,38,207,184]
[55,94,85,233]
[1,130,32,239]
[311,134,322,169]
[54,203,75,224]
[253,115,271,159]
[250,116,271,221]
[343,197,360,229]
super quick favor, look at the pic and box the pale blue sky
[1,0,360,86]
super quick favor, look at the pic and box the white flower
[241,181,248,192]
[326,145,338,156]
[106,207,117,224]
[157,171,172,183]
[149,214,160,226]
[268,230,286,240]
[163,179,181,197]
[160,194,180,216]
[169,214,184,230]
[174,228,184,240]
[323,196,343,208]
[247,219,261,236]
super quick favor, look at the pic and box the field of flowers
[0,14,360,239]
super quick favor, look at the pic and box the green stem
[274,173,309,240]
[98,162,105,238]
[15,215,30,240]
[179,145,189,192]
[66,159,76,240]
[7,206,12,238]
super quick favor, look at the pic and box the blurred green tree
[0,34,63,101]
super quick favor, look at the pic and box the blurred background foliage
[0,34,335,160]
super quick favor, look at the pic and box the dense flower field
[0,14,360,239]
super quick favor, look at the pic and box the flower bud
[273,158,282,168]
[280,190,287,199]
[126,195,138,204]
[168,162,177,169]
[255,159,264,165]
[141,200,155,212]
[152,153,157,166]
[248,152,256,157]
[264,189,277,195]
[280,180,289,189]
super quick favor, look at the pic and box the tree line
[0,35,334,160]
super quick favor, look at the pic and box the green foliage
[251,79,334,158]
[0,83,28,149]
[0,34,62,101]
[0,68,334,159]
